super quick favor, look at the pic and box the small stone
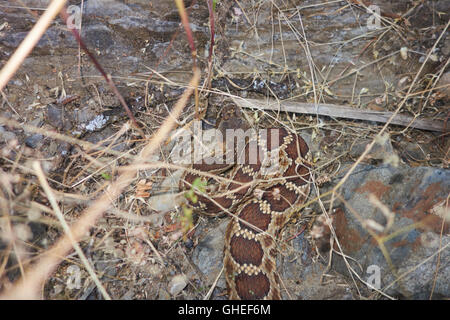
[25,134,43,148]
[46,104,64,129]
[192,219,229,289]
[157,288,171,300]
[184,238,194,249]
[437,72,450,97]
[0,127,17,142]
[349,135,395,161]
[168,274,188,296]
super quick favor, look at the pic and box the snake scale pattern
[180,104,312,299]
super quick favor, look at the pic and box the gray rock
[328,164,449,299]
[192,219,229,289]
[0,126,17,142]
[280,233,354,300]
[349,135,395,161]
[168,274,188,296]
[437,72,450,96]
[147,169,183,213]
[46,104,69,130]
[25,133,43,148]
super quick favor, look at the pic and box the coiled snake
[180,104,312,299]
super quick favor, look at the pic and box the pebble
[168,274,188,296]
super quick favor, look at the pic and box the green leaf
[101,172,111,180]
[184,177,207,204]
[192,177,207,193]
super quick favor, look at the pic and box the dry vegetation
[0,0,448,300]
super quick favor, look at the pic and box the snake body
[180,104,312,299]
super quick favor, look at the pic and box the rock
[168,274,188,296]
[24,133,43,148]
[47,103,112,137]
[46,104,70,131]
[24,116,44,148]
[84,126,130,152]
[57,141,71,156]
[147,169,184,213]
[83,0,133,16]
[328,163,449,299]
[157,288,171,300]
[437,71,450,99]
[280,232,354,300]
[349,134,396,161]
[192,219,229,289]
[0,126,17,142]
[84,114,110,132]
[396,141,428,163]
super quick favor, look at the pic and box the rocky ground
[0,0,448,299]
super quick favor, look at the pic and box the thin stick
[235,97,446,132]
[32,161,111,300]
[203,266,223,300]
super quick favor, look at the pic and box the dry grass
[0,0,448,300]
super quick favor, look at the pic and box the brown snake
[180,104,312,299]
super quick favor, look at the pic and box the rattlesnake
[180,104,312,299]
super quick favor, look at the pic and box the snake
[180,104,312,299]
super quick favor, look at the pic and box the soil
[0,0,448,300]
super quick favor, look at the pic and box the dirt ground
[0,0,448,300]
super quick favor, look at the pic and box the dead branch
[235,98,446,132]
